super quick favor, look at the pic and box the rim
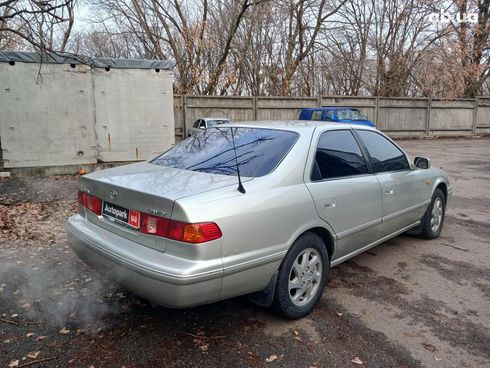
[288,248,322,306]
[430,197,443,232]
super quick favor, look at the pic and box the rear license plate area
[102,201,140,229]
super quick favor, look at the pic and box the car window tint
[313,130,368,180]
[356,130,409,172]
[208,120,228,127]
[152,127,299,177]
[311,110,323,121]
[199,120,206,128]
[325,110,334,121]
[193,120,200,128]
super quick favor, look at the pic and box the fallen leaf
[27,351,40,359]
[35,336,47,341]
[266,355,278,363]
[59,327,70,334]
[26,333,34,338]
[422,343,437,352]
[21,303,31,309]
[10,314,18,318]
[351,357,363,365]
[434,356,442,361]
[8,360,19,367]
[336,312,343,316]
[293,330,299,335]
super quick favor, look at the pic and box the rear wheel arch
[247,227,334,309]
[300,227,335,263]
[435,182,447,205]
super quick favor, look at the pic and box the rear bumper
[66,215,222,308]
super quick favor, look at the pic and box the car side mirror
[414,156,430,169]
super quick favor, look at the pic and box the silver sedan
[67,121,451,319]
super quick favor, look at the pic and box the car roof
[217,120,377,133]
[202,117,230,121]
[301,107,358,111]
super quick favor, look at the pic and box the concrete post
[472,97,479,136]
[426,97,432,136]
[183,95,188,134]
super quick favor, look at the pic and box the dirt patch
[394,295,490,360]
[330,260,490,360]
[0,175,78,205]
[330,260,411,305]
[419,253,490,285]
[0,200,77,244]
[449,196,490,212]
[446,213,490,240]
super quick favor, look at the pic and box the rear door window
[313,130,368,180]
[356,130,409,172]
[325,110,335,121]
[152,127,299,177]
[311,110,323,121]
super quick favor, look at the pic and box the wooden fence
[174,95,490,137]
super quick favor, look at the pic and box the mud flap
[406,220,424,235]
[247,271,278,308]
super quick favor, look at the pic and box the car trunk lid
[79,161,243,252]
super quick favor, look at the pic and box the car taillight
[140,213,222,243]
[78,191,102,216]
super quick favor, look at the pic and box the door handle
[321,201,336,209]
[384,189,394,195]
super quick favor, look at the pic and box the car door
[354,129,428,238]
[305,129,383,261]
[189,119,203,136]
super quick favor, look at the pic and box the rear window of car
[338,109,367,121]
[152,127,299,177]
[311,110,323,120]
[207,119,229,127]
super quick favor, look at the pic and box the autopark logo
[428,10,479,24]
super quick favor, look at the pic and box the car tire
[420,188,446,239]
[271,232,329,319]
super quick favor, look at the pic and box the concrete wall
[0,61,174,169]
[174,95,490,138]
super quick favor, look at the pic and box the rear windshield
[338,109,368,121]
[207,120,229,127]
[152,127,298,177]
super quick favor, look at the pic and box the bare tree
[276,0,348,95]
[452,0,490,97]
[0,0,76,52]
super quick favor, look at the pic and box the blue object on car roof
[298,107,376,127]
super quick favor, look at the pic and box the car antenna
[230,127,246,194]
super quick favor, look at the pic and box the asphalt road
[1,138,489,368]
